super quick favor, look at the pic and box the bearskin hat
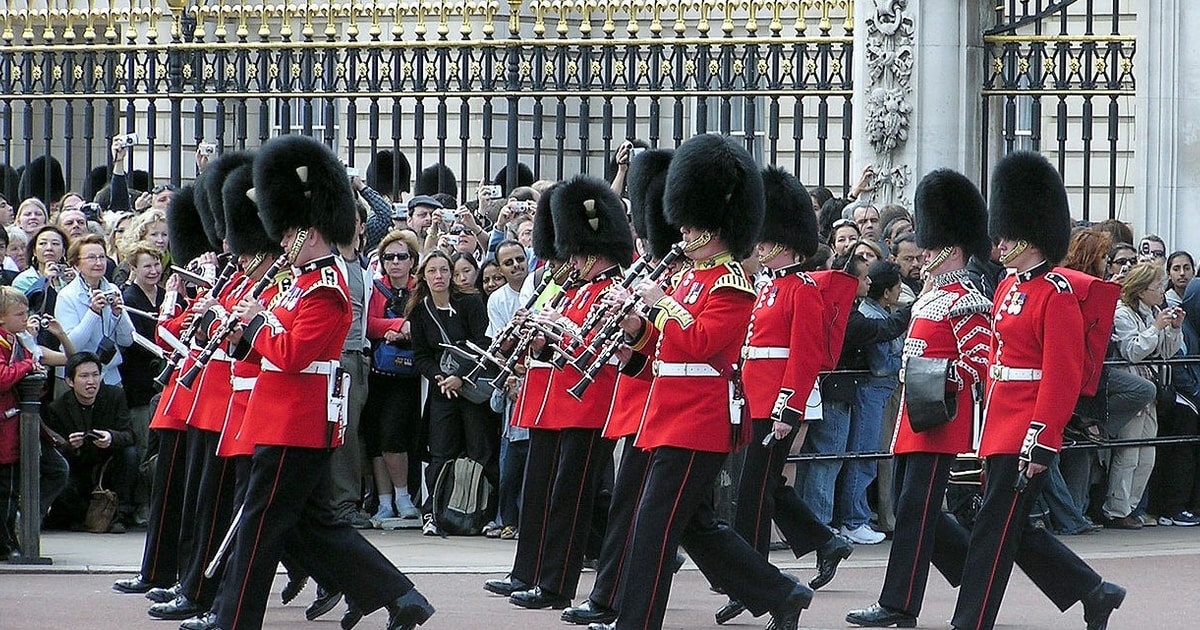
[252,134,357,247]
[551,175,634,267]
[195,151,255,248]
[166,186,211,266]
[18,155,65,205]
[223,163,281,258]
[493,163,535,194]
[130,170,151,196]
[988,150,1072,264]
[760,166,818,259]
[627,148,678,260]
[914,168,991,261]
[365,150,412,198]
[531,184,559,261]
[663,134,764,260]
[84,166,109,202]
[414,163,458,197]
[0,165,18,203]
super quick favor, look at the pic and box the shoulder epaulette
[948,290,993,319]
[1044,271,1073,294]
[710,262,755,296]
[798,272,818,287]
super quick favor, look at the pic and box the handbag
[424,299,498,405]
[84,458,118,533]
[371,280,417,377]
[904,356,958,433]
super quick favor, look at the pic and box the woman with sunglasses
[1105,243,1138,282]
[362,230,424,523]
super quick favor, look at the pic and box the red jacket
[512,284,578,430]
[150,300,196,432]
[633,253,755,453]
[979,264,1084,458]
[184,273,246,433]
[237,256,351,449]
[741,264,825,424]
[366,275,413,341]
[217,277,289,458]
[893,269,993,455]
[0,332,38,464]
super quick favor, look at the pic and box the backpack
[430,457,495,536]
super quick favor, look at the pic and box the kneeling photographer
[52,234,134,389]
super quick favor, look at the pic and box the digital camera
[480,185,502,199]
[115,133,139,149]
[198,142,217,156]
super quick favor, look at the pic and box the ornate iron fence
[982,0,1136,222]
[1,0,856,206]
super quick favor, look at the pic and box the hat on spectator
[166,185,211,265]
[627,148,678,260]
[414,163,458,197]
[663,134,764,260]
[18,155,65,205]
[988,150,1071,264]
[366,150,412,198]
[224,163,281,258]
[252,134,357,247]
[493,163,535,194]
[914,168,990,261]
[84,166,109,203]
[551,174,634,267]
[531,183,559,262]
[760,166,818,259]
[196,151,254,248]
[406,195,443,211]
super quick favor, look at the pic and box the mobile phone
[345,165,361,179]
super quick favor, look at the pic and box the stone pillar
[1135,0,1200,250]
[852,1,987,209]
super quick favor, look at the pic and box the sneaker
[500,526,518,540]
[840,524,886,545]
[339,510,373,530]
[482,521,501,537]
[421,514,438,536]
[373,503,397,521]
[1139,514,1159,527]
[1162,510,1200,527]
[397,504,420,520]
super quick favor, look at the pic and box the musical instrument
[154,258,239,387]
[574,255,652,340]
[567,242,685,400]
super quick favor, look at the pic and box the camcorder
[115,133,139,149]
[79,202,103,222]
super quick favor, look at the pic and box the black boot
[147,595,204,621]
[810,533,853,590]
[280,574,308,605]
[714,598,746,624]
[1082,581,1126,630]
[561,599,618,625]
[113,574,159,594]
[845,602,917,628]
[305,585,343,621]
[766,575,813,630]
[386,588,435,630]
[340,602,364,630]
[483,574,530,596]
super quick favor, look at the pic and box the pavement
[2,525,1199,629]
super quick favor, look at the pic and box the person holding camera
[53,234,134,387]
[41,351,137,533]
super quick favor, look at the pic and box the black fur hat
[760,166,818,259]
[531,184,559,261]
[252,134,357,247]
[627,148,678,260]
[223,163,281,258]
[365,150,412,198]
[166,186,212,266]
[551,175,634,267]
[988,150,1071,264]
[914,168,991,261]
[195,151,254,248]
[663,134,764,260]
[0,165,18,203]
[493,163,535,194]
[18,155,65,205]
[414,163,458,197]
[130,170,151,196]
[84,166,109,202]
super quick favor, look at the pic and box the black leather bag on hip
[904,356,958,433]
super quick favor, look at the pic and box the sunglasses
[450,227,473,235]
[832,218,858,231]
[1110,256,1137,266]
[381,253,412,262]
[151,184,177,194]
[500,255,527,267]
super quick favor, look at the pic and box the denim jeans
[834,380,896,529]
[1037,454,1094,534]
[795,399,852,525]
[498,436,529,527]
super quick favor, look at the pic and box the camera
[445,235,460,247]
[439,209,458,223]
[93,288,121,306]
[630,146,646,159]
[198,142,216,156]
[480,185,502,199]
[38,313,53,327]
[115,133,139,149]
[391,203,409,221]
[345,165,361,179]
[79,201,102,222]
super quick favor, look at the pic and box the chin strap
[999,239,1029,265]
[285,228,310,265]
[757,243,784,267]
[683,230,714,254]
[244,253,266,277]
[922,246,954,277]
[579,254,598,279]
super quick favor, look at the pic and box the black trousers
[951,454,1102,630]
[179,428,237,608]
[1150,399,1200,516]
[213,446,414,630]
[589,440,652,609]
[422,396,499,512]
[614,447,794,630]
[138,429,188,586]
[509,427,613,598]
[734,420,833,559]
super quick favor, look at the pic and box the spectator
[5,226,27,272]
[363,230,422,522]
[451,252,481,294]
[406,250,497,535]
[1166,251,1194,308]
[53,234,134,386]
[828,219,861,256]
[1106,263,1183,529]
[15,225,70,314]
[1138,234,1168,266]
[0,230,16,285]
[42,351,137,533]
[112,209,168,286]
[1105,242,1138,281]
[103,212,134,264]
[56,207,89,241]
[0,193,11,225]
[143,184,176,212]
[406,194,442,246]
[448,224,481,260]
[818,198,850,242]
[117,243,167,469]
[883,217,913,250]
[0,287,70,557]
[1165,277,1200,525]
[852,204,882,242]
[1093,218,1134,249]
[890,233,923,305]
[16,198,48,241]
[851,239,886,265]
[877,204,910,237]
[479,258,505,297]
[810,186,833,214]
[57,192,85,214]
[355,173,399,252]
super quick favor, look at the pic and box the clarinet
[177,254,289,389]
[574,255,652,340]
[154,258,239,387]
[490,287,574,385]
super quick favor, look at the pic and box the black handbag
[424,299,498,405]
[904,356,958,433]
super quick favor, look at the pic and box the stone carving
[863,0,915,206]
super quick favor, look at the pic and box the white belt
[989,365,1042,382]
[261,358,339,375]
[653,361,720,377]
[528,359,553,369]
[231,376,257,391]
[210,349,231,363]
[742,346,790,360]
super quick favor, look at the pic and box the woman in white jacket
[1108,262,1185,528]
[53,233,133,386]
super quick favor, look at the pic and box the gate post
[11,374,50,565]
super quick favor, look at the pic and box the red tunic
[893,269,993,455]
[741,264,824,423]
[634,253,756,453]
[512,285,578,430]
[184,273,246,433]
[537,269,621,430]
[238,256,351,449]
[979,264,1084,457]
[150,300,197,432]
